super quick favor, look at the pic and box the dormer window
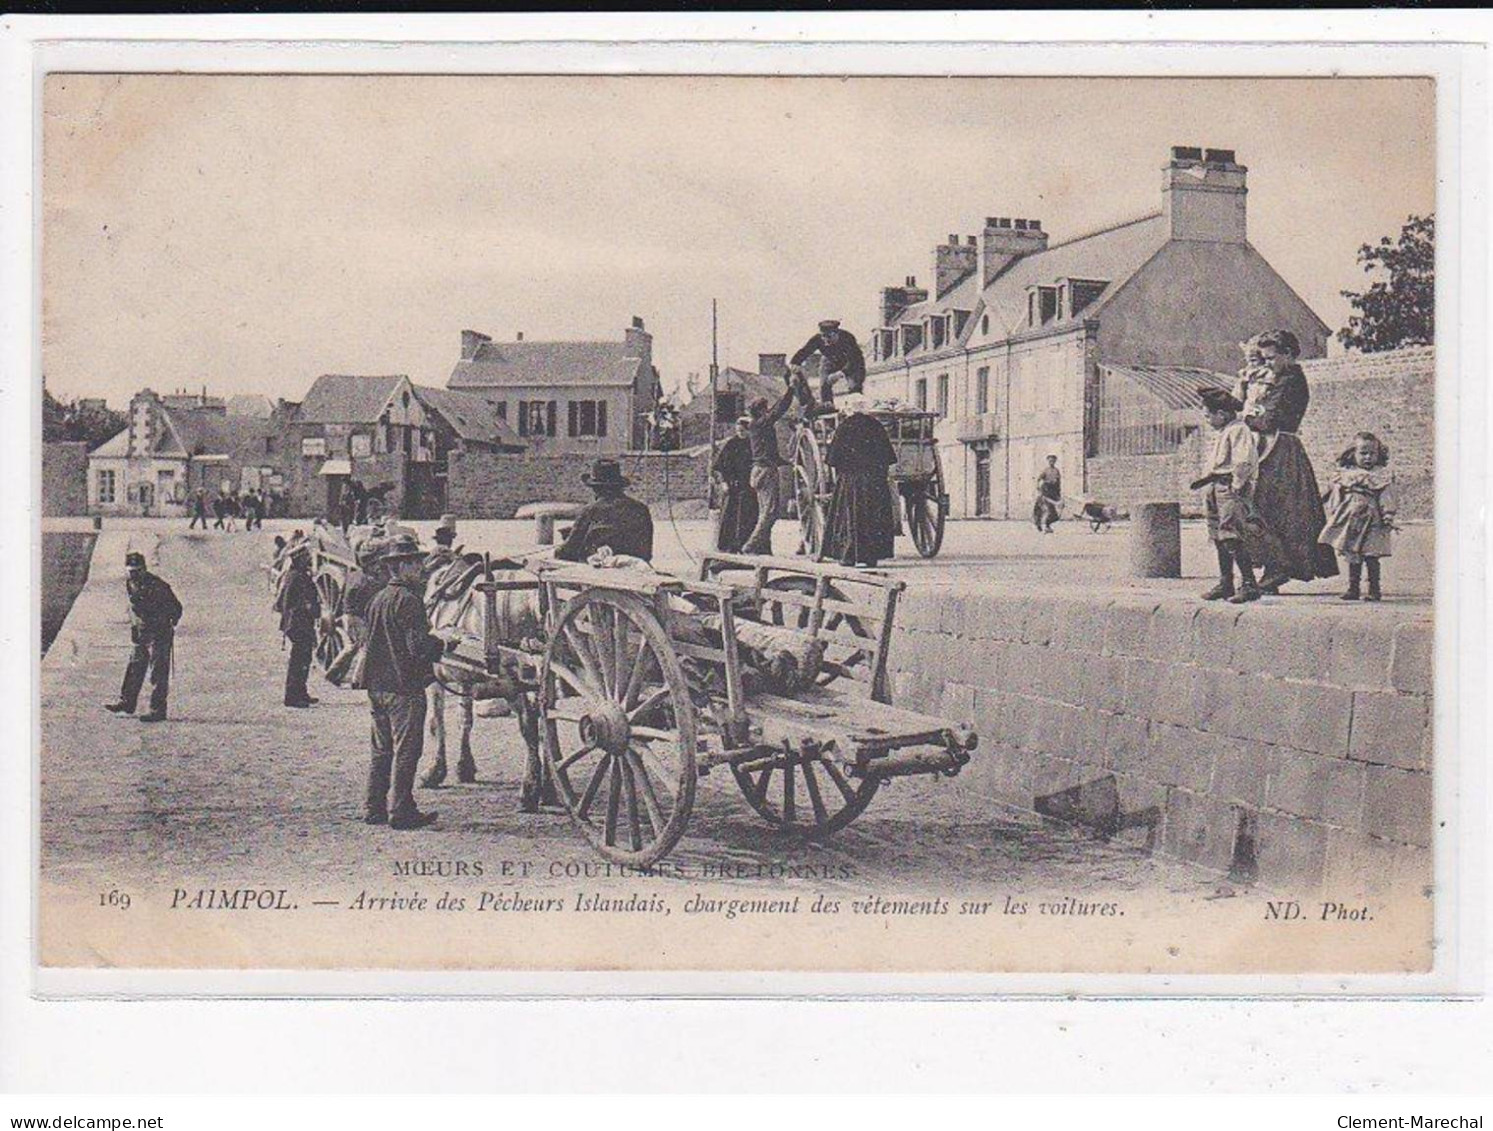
[952,310,972,339]
[1068,279,1109,318]
[878,329,897,359]
[930,315,946,350]
[901,324,923,354]
[1027,286,1059,327]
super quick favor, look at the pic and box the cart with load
[790,405,948,560]
[427,549,978,866]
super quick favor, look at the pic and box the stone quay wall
[42,531,98,653]
[42,441,90,517]
[886,588,1433,894]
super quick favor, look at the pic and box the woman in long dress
[1245,329,1339,590]
[712,417,758,554]
[823,406,897,568]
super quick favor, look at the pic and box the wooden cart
[436,551,977,866]
[790,406,948,560]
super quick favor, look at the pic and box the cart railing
[696,552,904,704]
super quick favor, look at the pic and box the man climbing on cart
[788,319,866,416]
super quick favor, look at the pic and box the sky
[42,75,1435,408]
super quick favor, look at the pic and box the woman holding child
[1235,329,1339,591]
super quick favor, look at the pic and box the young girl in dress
[1319,432,1397,601]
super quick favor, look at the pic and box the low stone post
[1128,501,1181,578]
[91,515,102,531]
[535,513,557,546]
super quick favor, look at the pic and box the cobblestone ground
[40,520,1233,906]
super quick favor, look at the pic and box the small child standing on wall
[1191,387,1263,604]
[1319,432,1397,601]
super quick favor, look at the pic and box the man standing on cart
[788,319,867,415]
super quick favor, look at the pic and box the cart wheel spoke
[593,605,618,697]
[801,760,830,825]
[630,725,677,743]
[818,757,859,803]
[782,760,796,823]
[562,622,607,695]
[626,749,665,839]
[747,767,774,807]
[628,686,671,724]
[619,754,644,851]
[621,645,654,710]
[557,743,599,773]
[611,612,632,703]
[576,752,611,821]
[603,756,624,848]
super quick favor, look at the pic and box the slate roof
[412,385,524,448]
[226,394,276,418]
[880,213,1169,355]
[296,375,408,424]
[91,408,277,460]
[1100,364,1234,409]
[448,340,645,390]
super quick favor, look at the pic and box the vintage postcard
[32,61,1471,991]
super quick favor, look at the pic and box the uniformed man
[789,319,867,414]
[278,545,320,708]
[105,551,183,722]
[362,533,446,829]
[553,459,654,563]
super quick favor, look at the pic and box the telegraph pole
[707,299,720,487]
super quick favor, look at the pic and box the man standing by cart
[789,319,867,415]
[277,544,320,708]
[741,378,797,556]
[104,551,182,723]
[361,533,445,830]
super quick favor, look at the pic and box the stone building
[285,374,523,520]
[863,146,1330,519]
[445,318,663,455]
[87,388,286,516]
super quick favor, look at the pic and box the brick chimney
[1163,145,1247,243]
[935,233,979,298]
[461,329,491,360]
[981,217,1048,285]
[757,353,788,378]
[880,275,929,326]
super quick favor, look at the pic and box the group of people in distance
[1195,328,1397,604]
[712,318,898,568]
[188,486,270,532]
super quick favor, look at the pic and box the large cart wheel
[731,749,880,837]
[541,590,698,866]
[760,575,872,688]
[791,430,827,559]
[312,571,347,671]
[904,463,947,559]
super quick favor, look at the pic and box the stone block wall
[447,449,710,518]
[1086,346,1434,519]
[887,588,1433,894]
[41,531,97,653]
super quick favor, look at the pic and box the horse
[421,552,550,811]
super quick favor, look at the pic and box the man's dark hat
[380,532,426,562]
[818,319,841,332]
[124,551,146,569]
[582,458,630,489]
[1198,387,1243,413]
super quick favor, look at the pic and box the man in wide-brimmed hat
[276,544,320,708]
[423,514,461,581]
[360,533,446,829]
[789,318,867,415]
[105,550,183,722]
[554,458,654,563]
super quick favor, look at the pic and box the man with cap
[423,514,461,581]
[554,459,654,563]
[276,544,320,708]
[361,533,446,829]
[740,376,798,556]
[789,320,867,415]
[105,551,183,722]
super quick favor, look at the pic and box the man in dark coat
[741,380,797,556]
[712,417,758,554]
[790,319,867,414]
[278,545,320,708]
[823,406,897,567]
[554,459,655,563]
[105,551,183,722]
[362,534,446,830]
[189,489,209,531]
[211,492,227,530]
[422,514,461,581]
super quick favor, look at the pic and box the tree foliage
[1338,214,1434,352]
[42,389,127,450]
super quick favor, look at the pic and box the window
[1070,279,1108,318]
[1039,287,1058,324]
[901,324,922,354]
[913,378,928,410]
[301,437,327,458]
[981,314,990,336]
[518,400,557,438]
[568,399,609,438]
[350,433,372,458]
[495,401,507,423]
[975,366,990,415]
[936,374,950,418]
[879,329,896,359]
[930,317,946,350]
[96,469,116,503]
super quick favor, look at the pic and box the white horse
[421,553,550,810]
